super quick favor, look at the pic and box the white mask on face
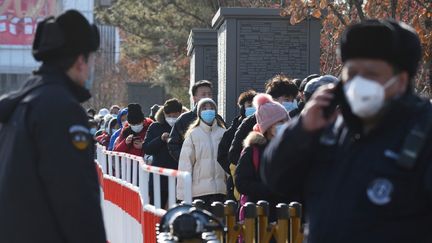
[131,124,144,133]
[165,117,177,127]
[121,121,127,127]
[344,75,398,118]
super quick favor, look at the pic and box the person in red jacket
[114,103,153,156]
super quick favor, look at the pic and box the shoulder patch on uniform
[69,125,90,150]
[367,178,393,206]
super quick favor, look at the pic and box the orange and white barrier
[95,144,192,243]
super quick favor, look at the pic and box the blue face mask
[282,100,298,112]
[245,107,256,117]
[200,110,216,124]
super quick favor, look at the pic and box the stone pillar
[212,8,321,123]
[187,28,218,106]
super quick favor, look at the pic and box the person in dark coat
[0,10,106,243]
[262,20,432,243]
[297,73,320,112]
[218,90,257,173]
[149,104,162,121]
[168,80,224,162]
[96,117,118,148]
[217,90,256,201]
[236,94,290,222]
[227,75,298,167]
[144,99,183,208]
[108,107,128,151]
[87,108,96,119]
[114,103,153,156]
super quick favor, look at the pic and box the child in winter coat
[235,93,291,222]
[177,98,226,208]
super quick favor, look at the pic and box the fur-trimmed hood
[155,106,190,124]
[243,131,267,147]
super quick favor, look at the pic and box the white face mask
[121,121,127,127]
[130,124,143,133]
[165,117,177,127]
[344,75,398,118]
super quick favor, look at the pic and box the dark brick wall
[127,83,166,116]
[203,46,218,99]
[238,20,309,93]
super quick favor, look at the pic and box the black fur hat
[32,10,100,61]
[339,19,421,80]
[127,103,144,124]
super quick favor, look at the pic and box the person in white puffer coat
[177,98,227,207]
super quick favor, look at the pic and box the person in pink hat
[235,93,292,222]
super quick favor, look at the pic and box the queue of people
[95,18,432,243]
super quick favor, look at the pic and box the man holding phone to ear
[263,20,432,243]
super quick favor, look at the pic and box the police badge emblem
[69,125,90,150]
[367,178,393,206]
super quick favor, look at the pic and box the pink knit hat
[253,93,288,134]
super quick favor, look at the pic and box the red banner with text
[0,0,57,46]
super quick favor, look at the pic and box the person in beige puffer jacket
[177,98,227,207]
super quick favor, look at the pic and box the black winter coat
[144,120,178,170]
[235,131,290,221]
[167,109,197,161]
[0,66,106,243]
[228,114,257,165]
[262,94,432,243]
[217,115,244,173]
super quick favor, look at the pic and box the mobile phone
[132,136,141,141]
[323,81,344,118]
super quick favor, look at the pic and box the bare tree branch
[353,0,366,21]
[391,0,398,19]
[171,1,211,28]
[329,3,347,26]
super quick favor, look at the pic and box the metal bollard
[224,200,240,243]
[243,202,257,243]
[275,203,289,243]
[193,199,205,210]
[256,201,273,243]
[289,202,303,243]
[210,202,225,242]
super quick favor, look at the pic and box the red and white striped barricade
[94,144,192,243]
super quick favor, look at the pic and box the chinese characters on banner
[0,0,57,46]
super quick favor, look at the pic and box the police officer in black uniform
[262,20,432,243]
[0,10,106,243]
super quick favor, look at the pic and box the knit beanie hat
[197,98,217,114]
[253,94,288,134]
[127,103,144,124]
